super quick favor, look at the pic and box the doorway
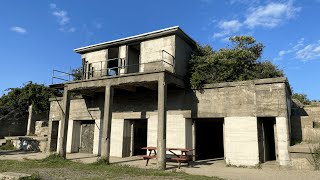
[258,117,276,163]
[123,119,147,157]
[50,121,59,152]
[127,43,140,73]
[195,118,224,160]
[79,120,95,154]
[107,47,119,76]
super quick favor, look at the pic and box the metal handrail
[52,50,176,84]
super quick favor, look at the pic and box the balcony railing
[51,50,175,84]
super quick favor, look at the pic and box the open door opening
[123,119,147,157]
[107,47,119,76]
[127,43,140,73]
[50,121,59,152]
[258,117,276,163]
[195,118,224,160]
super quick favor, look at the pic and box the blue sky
[1,0,319,100]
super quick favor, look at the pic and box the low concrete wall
[5,136,48,152]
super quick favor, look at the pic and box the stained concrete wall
[48,78,291,165]
[81,49,108,78]
[140,35,175,73]
[291,104,320,142]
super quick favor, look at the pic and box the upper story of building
[72,26,196,81]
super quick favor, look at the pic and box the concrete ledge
[0,172,31,180]
[203,77,287,89]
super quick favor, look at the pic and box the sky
[0,0,319,100]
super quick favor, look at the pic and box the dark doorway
[79,121,95,154]
[127,43,140,73]
[258,117,276,163]
[133,119,147,155]
[50,121,59,152]
[195,118,224,160]
[107,47,119,75]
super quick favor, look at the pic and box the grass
[0,140,16,150]
[0,154,224,180]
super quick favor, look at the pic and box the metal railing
[52,50,175,84]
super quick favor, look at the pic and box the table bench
[139,147,194,168]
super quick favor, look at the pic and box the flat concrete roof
[74,26,197,54]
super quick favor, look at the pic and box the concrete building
[48,26,292,169]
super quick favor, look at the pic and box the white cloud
[244,1,301,28]
[213,20,242,38]
[212,1,301,41]
[10,26,27,34]
[274,38,320,61]
[49,3,75,32]
[52,10,70,25]
[296,41,320,61]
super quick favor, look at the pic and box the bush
[0,140,16,150]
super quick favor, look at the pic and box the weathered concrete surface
[0,172,31,180]
[225,117,260,166]
[48,77,291,167]
[5,136,48,152]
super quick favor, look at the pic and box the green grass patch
[0,140,16,150]
[0,155,224,180]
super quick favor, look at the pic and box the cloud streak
[213,1,301,40]
[11,26,27,34]
[50,3,75,32]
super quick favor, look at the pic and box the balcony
[52,50,175,84]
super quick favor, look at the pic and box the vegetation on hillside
[292,93,312,105]
[187,36,284,89]
[0,82,60,122]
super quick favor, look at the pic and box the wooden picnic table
[139,147,194,168]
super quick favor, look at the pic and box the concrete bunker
[194,118,224,160]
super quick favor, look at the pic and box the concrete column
[57,86,71,158]
[26,104,35,135]
[157,73,167,170]
[276,117,291,165]
[101,85,114,163]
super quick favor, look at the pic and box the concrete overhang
[74,26,197,54]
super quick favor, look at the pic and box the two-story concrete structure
[48,26,292,169]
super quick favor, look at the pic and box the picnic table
[138,147,194,168]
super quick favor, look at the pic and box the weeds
[308,143,320,170]
[0,140,16,150]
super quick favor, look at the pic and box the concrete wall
[140,35,175,73]
[225,117,260,166]
[291,104,320,143]
[48,78,291,165]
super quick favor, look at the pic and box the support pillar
[57,86,71,158]
[101,85,114,163]
[157,73,167,170]
[26,104,35,135]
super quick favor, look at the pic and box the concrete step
[0,172,31,180]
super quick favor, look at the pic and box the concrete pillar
[57,86,71,158]
[157,73,167,170]
[101,85,114,163]
[26,104,35,135]
[276,117,291,165]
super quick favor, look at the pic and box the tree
[0,82,60,121]
[72,67,82,81]
[188,36,284,89]
[292,93,311,105]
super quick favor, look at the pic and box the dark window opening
[107,47,119,76]
[127,43,140,73]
